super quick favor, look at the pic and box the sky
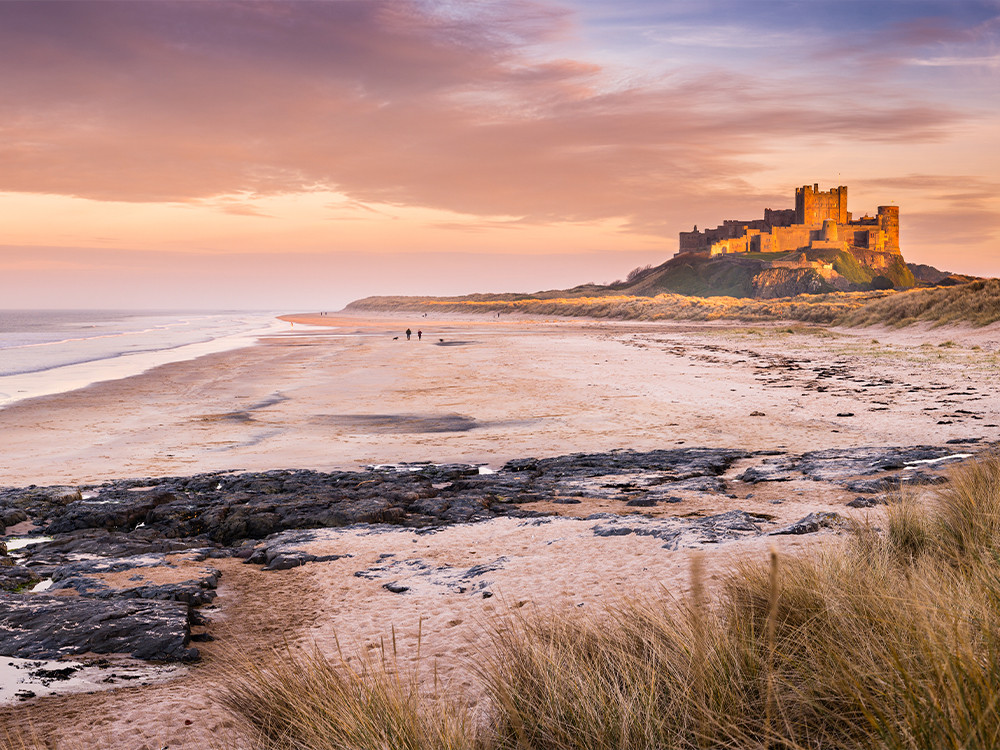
[1,0,999,310]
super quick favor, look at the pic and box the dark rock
[737,456,797,483]
[383,582,410,594]
[847,496,883,508]
[0,565,41,592]
[591,510,763,548]
[625,497,657,507]
[502,448,749,480]
[946,437,981,444]
[31,665,80,683]
[901,471,949,487]
[0,592,198,661]
[15,529,209,561]
[242,530,352,571]
[265,551,349,571]
[796,446,952,482]
[17,447,968,551]
[593,526,635,537]
[693,510,763,537]
[844,478,898,494]
[770,512,841,535]
[1,508,29,530]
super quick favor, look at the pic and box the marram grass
[18,457,1000,749]
[218,455,1000,750]
[347,278,1000,327]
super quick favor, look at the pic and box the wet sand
[2,312,998,487]
[2,311,1000,747]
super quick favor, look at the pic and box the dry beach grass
[348,278,1000,328]
[218,456,1000,750]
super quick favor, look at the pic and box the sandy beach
[2,311,999,748]
[2,312,998,487]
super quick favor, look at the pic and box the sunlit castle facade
[676,184,899,258]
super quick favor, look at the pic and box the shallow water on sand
[0,310,287,408]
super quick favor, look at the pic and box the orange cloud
[0,0,967,237]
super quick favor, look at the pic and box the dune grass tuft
[214,455,1000,750]
[478,455,1000,749]
[829,278,1000,327]
[347,290,887,324]
[348,278,1000,327]
[218,630,479,750]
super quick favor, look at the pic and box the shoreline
[0,313,288,411]
[0,311,997,487]
[2,312,1000,747]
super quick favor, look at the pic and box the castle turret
[877,205,899,254]
[795,184,848,224]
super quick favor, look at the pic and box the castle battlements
[677,184,899,258]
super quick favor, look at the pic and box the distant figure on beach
[406,328,412,340]
[393,336,398,340]
[417,330,422,340]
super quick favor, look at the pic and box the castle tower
[821,218,838,241]
[795,184,848,224]
[877,206,899,253]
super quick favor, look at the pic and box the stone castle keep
[677,184,899,258]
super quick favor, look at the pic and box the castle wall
[764,208,795,227]
[849,227,883,251]
[770,225,815,253]
[675,185,900,258]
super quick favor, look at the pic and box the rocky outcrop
[751,268,830,299]
[0,593,198,661]
[0,445,981,668]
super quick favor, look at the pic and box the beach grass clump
[219,636,479,750]
[346,277,1000,327]
[217,456,1000,750]
[479,455,1000,750]
[840,278,1000,327]
[347,290,887,324]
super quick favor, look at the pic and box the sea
[0,310,288,409]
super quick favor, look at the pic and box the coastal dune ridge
[2,306,1000,748]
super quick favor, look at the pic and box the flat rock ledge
[0,593,197,661]
[0,444,984,668]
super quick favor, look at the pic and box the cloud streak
[0,0,971,237]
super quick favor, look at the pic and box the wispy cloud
[906,54,1000,67]
[0,0,970,238]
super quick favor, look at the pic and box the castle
[677,184,899,258]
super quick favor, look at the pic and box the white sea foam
[0,310,287,408]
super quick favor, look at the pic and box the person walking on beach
[417,330,422,340]
[406,328,412,340]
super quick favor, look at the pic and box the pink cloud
[0,0,971,238]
